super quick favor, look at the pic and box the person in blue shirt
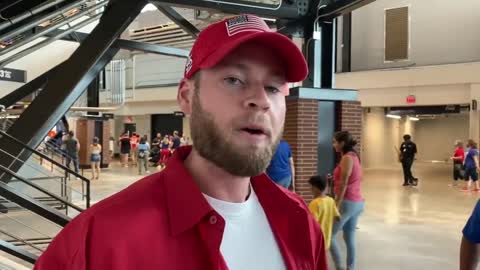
[463,141,480,192]
[266,140,295,189]
[461,200,480,270]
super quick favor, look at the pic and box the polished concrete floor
[351,162,475,270]
[3,160,478,269]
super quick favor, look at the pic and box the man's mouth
[239,125,270,137]
[242,128,265,135]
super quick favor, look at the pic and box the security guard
[400,134,418,186]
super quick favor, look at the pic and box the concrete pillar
[470,84,480,142]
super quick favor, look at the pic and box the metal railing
[0,164,84,213]
[0,196,68,266]
[0,131,90,209]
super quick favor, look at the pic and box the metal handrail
[0,164,84,212]
[0,130,90,208]
[0,229,44,253]
[0,146,86,200]
[0,239,37,264]
[43,140,71,160]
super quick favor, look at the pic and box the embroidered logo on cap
[185,55,193,74]
[225,15,268,36]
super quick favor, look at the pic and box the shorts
[465,167,479,181]
[120,148,130,154]
[91,154,101,162]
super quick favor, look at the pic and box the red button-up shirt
[34,146,327,270]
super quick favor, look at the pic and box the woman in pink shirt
[330,131,364,270]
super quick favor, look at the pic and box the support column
[284,99,319,202]
[470,84,480,142]
[337,101,362,154]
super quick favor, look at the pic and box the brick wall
[338,101,362,154]
[283,99,362,202]
[284,99,318,202]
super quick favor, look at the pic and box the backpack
[138,150,146,159]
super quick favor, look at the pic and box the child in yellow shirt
[308,175,340,249]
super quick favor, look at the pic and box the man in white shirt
[35,14,327,270]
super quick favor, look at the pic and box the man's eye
[265,86,280,94]
[224,77,243,86]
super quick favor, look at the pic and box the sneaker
[403,183,410,186]
[145,171,150,173]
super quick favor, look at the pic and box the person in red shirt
[450,140,466,187]
[130,133,140,166]
[34,14,327,270]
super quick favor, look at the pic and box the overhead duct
[0,0,108,56]
[0,0,93,43]
[129,23,195,49]
[0,0,69,32]
[0,12,103,68]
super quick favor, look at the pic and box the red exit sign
[406,95,416,104]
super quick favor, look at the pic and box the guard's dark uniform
[400,141,418,185]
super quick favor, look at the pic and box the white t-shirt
[203,188,286,270]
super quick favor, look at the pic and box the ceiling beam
[152,3,199,38]
[43,29,189,58]
[150,0,306,19]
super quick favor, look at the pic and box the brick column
[284,99,318,202]
[338,101,362,154]
[284,99,362,202]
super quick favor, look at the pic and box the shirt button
[209,215,217,225]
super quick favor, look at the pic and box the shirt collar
[163,146,303,236]
[163,146,213,236]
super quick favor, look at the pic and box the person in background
[462,141,480,192]
[149,132,162,165]
[118,132,131,168]
[266,139,295,189]
[63,131,80,174]
[180,135,187,146]
[308,175,340,250]
[151,132,162,151]
[400,134,418,187]
[137,137,150,175]
[130,133,140,166]
[450,140,465,187]
[159,135,172,168]
[465,139,474,166]
[172,131,181,150]
[460,200,480,270]
[331,131,364,270]
[90,137,102,180]
[142,135,150,148]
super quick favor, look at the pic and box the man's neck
[184,148,251,203]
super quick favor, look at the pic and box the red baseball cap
[184,14,308,83]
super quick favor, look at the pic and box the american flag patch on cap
[225,15,269,36]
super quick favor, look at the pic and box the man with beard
[35,14,327,270]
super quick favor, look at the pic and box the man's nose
[243,85,271,112]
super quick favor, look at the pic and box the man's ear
[177,78,194,115]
